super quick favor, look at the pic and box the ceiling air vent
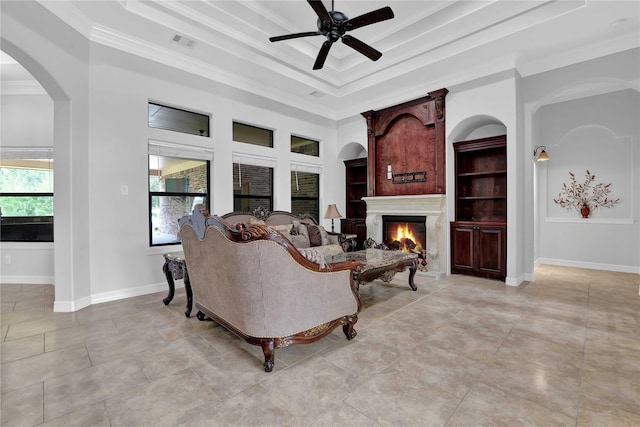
[171,34,197,49]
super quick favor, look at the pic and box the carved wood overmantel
[361,89,448,197]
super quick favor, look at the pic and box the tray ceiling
[2,0,639,119]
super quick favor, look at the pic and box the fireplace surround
[363,195,446,279]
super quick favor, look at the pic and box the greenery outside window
[291,135,319,157]
[291,170,319,222]
[148,102,210,137]
[0,149,54,242]
[233,163,273,212]
[233,122,273,148]
[149,149,210,246]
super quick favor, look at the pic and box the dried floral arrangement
[553,170,620,218]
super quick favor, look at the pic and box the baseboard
[536,258,640,274]
[0,275,54,284]
[54,295,92,312]
[90,280,184,305]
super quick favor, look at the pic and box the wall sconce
[323,204,342,233]
[533,145,550,162]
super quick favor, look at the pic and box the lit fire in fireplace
[390,223,424,253]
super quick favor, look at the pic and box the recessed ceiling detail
[5,1,640,120]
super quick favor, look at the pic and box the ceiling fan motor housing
[318,10,349,42]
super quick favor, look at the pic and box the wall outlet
[120,185,129,196]
[4,255,11,265]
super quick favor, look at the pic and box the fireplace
[382,216,426,253]
[363,195,446,279]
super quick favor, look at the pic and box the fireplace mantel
[363,195,446,279]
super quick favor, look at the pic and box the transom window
[233,122,273,148]
[291,135,319,157]
[148,102,210,137]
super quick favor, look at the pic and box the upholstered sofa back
[179,214,360,339]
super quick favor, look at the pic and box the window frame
[148,101,210,137]
[232,162,274,212]
[290,170,320,222]
[232,121,274,148]
[0,148,54,242]
[148,146,211,247]
[290,135,320,157]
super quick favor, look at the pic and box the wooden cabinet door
[451,222,475,273]
[477,225,506,279]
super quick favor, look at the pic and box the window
[149,146,210,246]
[291,135,319,156]
[148,102,210,137]
[233,122,273,148]
[0,148,54,242]
[291,170,319,221]
[233,163,273,212]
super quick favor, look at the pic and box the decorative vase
[580,203,591,218]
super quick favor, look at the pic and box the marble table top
[326,248,417,271]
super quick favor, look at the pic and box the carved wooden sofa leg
[261,340,275,372]
[343,316,358,340]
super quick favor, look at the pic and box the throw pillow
[318,225,330,246]
[290,234,310,248]
[306,224,323,247]
[298,247,326,268]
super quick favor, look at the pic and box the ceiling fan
[269,0,394,70]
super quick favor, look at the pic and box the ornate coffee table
[326,248,419,291]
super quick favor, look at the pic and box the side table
[162,252,193,317]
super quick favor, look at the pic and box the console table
[327,248,418,291]
[162,252,193,317]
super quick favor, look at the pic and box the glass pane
[233,163,273,212]
[148,102,209,137]
[148,155,208,194]
[291,171,319,221]
[233,122,273,147]
[291,136,319,156]
[151,195,207,245]
[233,197,272,213]
[0,164,53,193]
[0,196,54,216]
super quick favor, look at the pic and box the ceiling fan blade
[342,35,382,61]
[269,31,322,42]
[345,6,394,31]
[308,0,332,24]
[313,40,333,70]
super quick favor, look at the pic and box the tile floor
[1,265,639,426]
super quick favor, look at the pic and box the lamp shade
[323,204,342,219]
[536,149,550,161]
[533,145,550,162]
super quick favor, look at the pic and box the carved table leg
[408,258,418,291]
[261,340,275,372]
[183,268,193,318]
[162,260,175,305]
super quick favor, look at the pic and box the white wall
[0,91,55,284]
[86,45,340,300]
[535,90,639,272]
[524,48,640,274]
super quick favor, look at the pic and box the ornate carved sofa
[222,207,351,265]
[178,208,362,372]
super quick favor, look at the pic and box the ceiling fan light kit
[269,0,394,70]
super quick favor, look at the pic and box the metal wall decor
[392,171,427,184]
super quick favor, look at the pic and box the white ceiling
[2,0,639,119]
